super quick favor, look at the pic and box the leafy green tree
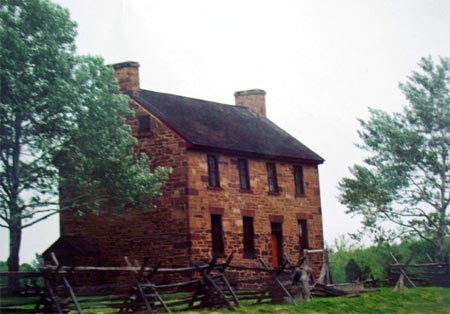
[397,237,450,263]
[339,57,450,261]
[361,265,373,281]
[329,236,450,284]
[0,0,170,289]
[329,236,391,283]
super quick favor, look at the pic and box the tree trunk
[6,113,23,292]
[7,218,22,293]
[435,228,445,262]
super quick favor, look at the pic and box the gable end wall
[59,100,191,268]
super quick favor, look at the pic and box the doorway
[271,222,283,268]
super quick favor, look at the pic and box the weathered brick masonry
[187,152,323,271]
[50,61,325,282]
[59,103,191,268]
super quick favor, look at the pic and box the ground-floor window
[243,216,255,258]
[298,219,309,252]
[211,214,224,256]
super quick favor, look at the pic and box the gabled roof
[132,89,324,164]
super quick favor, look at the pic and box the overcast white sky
[1,0,450,263]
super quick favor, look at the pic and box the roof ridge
[140,88,249,110]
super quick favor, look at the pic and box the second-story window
[294,165,304,195]
[137,115,151,134]
[207,155,220,187]
[238,159,250,190]
[266,162,278,192]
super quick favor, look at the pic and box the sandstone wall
[186,151,324,275]
[59,100,191,268]
[59,99,324,277]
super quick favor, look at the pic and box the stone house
[45,61,325,278]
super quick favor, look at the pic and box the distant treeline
[328,237,450,284]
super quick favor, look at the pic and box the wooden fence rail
[389,252,449,288]
[0,251,345,313]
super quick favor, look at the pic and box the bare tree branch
[21,211,59,229]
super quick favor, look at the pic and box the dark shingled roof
[42,236,99,258]
[133,89,324,164]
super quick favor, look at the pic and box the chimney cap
[234,89,266,97]
[112,61,140,69]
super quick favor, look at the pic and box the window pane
[238,159,250,190]
[298,219,309,250]
[266,162,278,192]
[294,165,304,195]
[208,155,219,187]
[211,215,224,255]
[138,115,151,133]
[243,216,255,256]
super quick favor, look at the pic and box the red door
[271,234,279,268]
[271,222,283,268]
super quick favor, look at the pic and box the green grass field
[181,287,449,314]
[2,287,449,313]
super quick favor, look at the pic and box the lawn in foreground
[7,286,444,313]
[181,287,449,314]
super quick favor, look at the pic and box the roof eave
[188,144,325,165]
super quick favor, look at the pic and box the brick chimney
[234,89,266,118]
[113,61,140,96]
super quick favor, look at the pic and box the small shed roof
[42,236,99,260]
